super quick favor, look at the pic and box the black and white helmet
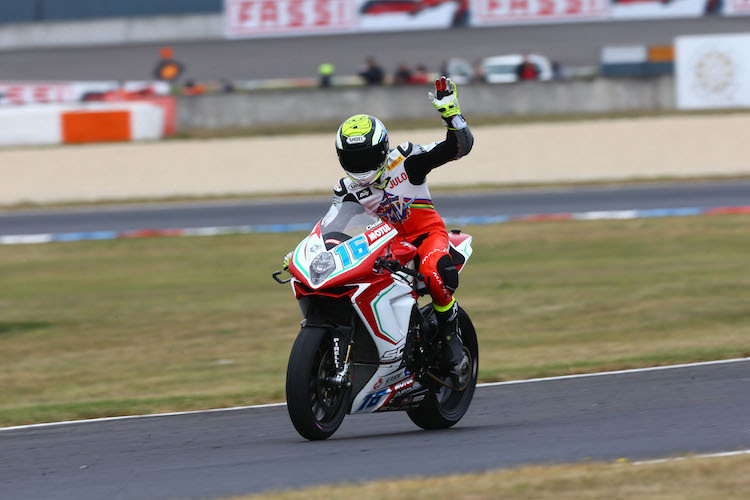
[335,114,389,186]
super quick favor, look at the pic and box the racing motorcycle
[273,200,478,440]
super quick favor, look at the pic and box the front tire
[286,327,349,440]
[407,307,478,430]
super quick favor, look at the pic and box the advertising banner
[223,0,750,39]
[0,82,170,106]
[725,0,750,14]
[675,33,750,109]
[609,0,717,19]
[472,0,610,25]
[225,0,475,38]
[224,0,358,38]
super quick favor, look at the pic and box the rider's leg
[417,233,464,372]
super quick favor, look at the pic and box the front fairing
[289,201,399,290]
[286,200,432,415]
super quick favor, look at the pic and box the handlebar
[374,257,424,281]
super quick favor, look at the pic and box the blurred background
[0,0,749,156]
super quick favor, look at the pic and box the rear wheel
[286,327,349,440]
[407,307,478,430]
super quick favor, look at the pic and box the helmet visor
[337,144,388,174]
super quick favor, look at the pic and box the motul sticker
[366,223,393,244]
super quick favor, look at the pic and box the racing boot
[434,299,470,388]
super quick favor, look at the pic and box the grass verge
[232,453,750,499]
[1,214,749,426]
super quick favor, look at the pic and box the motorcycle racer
[320,77,474,380]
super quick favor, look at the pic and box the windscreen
[319,200,380,242]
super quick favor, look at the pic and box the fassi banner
[472,0,609,24]
[223,0,750,38]
[224,0,357,37]
[225,0,478,37]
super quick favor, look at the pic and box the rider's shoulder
[393,141,437,161]
[334,177,354,197]
[334,177,371,202]
[384,142,414,172]
[394,141,415,158]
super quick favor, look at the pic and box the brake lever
[272,270,291,284]
[375,257,424,281]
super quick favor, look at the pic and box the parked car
[481,54,553,83]
[444,57,475,85]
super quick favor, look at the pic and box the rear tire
[286,327,349,440]
[407,307,478,430]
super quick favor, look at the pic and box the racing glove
[282,252,293,271]
[428,77,466,130]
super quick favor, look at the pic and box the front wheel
[407,307,479,430]
[286,326,349,440]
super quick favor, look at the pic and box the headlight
[310,252,336,285]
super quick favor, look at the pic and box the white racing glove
[428,76,466,130]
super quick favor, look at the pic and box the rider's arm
[402,123,473,185]
[403,78,473,185]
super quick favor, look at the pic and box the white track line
[633,449,750,465]
[0,402,287,432]
[477,356,750,388]
[1,357,748,433]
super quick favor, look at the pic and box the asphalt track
[2,359,750,499]
[1,180,748,236]
[0,18,748,80]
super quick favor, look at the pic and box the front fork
[328,316,357,388]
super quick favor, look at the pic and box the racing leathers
[331,114,473,369]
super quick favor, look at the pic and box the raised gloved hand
[282,251,293,271]
[428,76,461,120]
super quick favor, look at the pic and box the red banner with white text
[472,0,609,25]
[225,0,357,38]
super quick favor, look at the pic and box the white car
[444,57,476,85]
[481,54,553,83]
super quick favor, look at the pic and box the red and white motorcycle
[273,200,478,440]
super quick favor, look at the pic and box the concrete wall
[177,76,677,131]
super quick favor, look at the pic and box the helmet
[335,114,389,186]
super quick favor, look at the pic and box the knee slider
[436,255,459,293]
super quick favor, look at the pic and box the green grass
[232,453,750,500]
[1,214,749,427]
